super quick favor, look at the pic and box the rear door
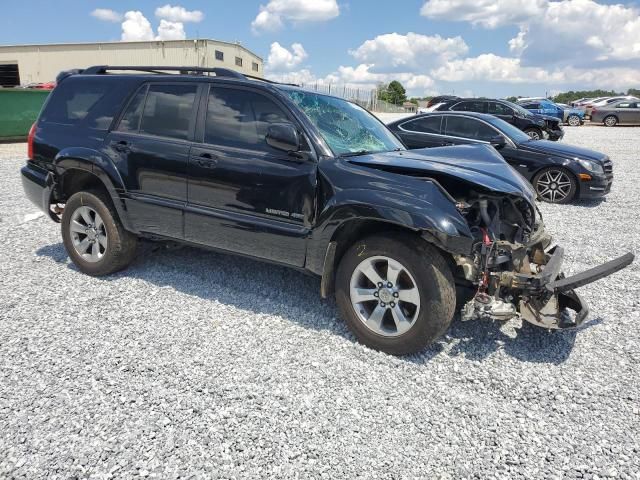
[185,84,316,267]
[394,116,446,148]
[107,82,201,239]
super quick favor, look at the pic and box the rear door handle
[111,140,131,153]
[196,153,219,168]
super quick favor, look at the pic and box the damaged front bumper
[462,245,634,329]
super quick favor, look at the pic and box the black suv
[434,98,564,141]
[21,66,632,355]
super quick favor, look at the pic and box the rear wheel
[567,114,581,126]
[335,233,456,355]
[524,127,543,140]
[61,190,137,276]
[533,167,577,204]
[603,115,618,127]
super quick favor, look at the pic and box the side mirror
[490,135,507,149]
[266,123,300,153]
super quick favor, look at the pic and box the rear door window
[445,116,497,141]
[451,101,486,113]
[138,84,198,140]
[401,116,442,134]
[117,86,147,133]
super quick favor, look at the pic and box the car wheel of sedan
[524,128,543,140]
[61,190,138,276]
[335,232,456,355]
[533,167,577,204]
[603,115,618,127]
[567,114,581,126]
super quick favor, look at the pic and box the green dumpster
[0,89,50,141]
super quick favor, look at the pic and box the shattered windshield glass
[283,89,404,156]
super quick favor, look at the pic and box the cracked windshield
[284,89,404,156]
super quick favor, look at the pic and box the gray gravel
[1,127,639,479]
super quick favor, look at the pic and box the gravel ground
[1,127,639,479]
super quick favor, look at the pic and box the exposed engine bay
[452,193,633,329]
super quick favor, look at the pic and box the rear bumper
[21,162,57,221]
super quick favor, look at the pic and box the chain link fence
[297,82,412,114]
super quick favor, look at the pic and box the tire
[61,190,137,276]
[603,115,618,127]
[335,232,456,355]
[532,167,577,204]
[524,127,543,140]
[567,114,581,127]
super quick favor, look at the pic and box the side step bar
[545,252,634,294]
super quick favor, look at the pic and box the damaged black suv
[21,66,633,355]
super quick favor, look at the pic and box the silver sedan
[591,100,640,126]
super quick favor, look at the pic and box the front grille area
[603,158,613,177]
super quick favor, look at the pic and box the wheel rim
[568,115,580,126]
[69,206,108,263]
[527,130,541,140]
[349,256,420,337]
[605,116,616,126]
[536,170,572,202]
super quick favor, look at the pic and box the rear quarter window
[39,76,129,130]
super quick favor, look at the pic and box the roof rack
[78,65,300,87]
[82,65,246,79]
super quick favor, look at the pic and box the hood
[518,139,607,162]
[348,145,536,202]
[539,114,560,124]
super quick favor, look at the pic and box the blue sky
[2,0,639,97]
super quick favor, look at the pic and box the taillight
[27,123,36,160]
[591,107,597,114]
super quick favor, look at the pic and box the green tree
[387,80,407,105]
[627,88,640,97]
[552,89,622,104]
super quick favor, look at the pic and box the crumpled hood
[348,145,536,203]
[519,139,608,163]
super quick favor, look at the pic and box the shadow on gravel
[570,198,606,208]
[37,241,602,364]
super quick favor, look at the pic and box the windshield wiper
[339,150,372,158]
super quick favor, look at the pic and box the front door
[107,82,200,238]
[185,84,316,267]
[395,116,447,148]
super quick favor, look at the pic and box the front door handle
[196,153,219,168]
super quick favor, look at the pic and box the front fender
[306,183,474,275]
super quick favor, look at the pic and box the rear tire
[335,233,456,355]
[567,114,581,126]
[61,190,137,276]
[524,127,543,140]
[603,115,618,127]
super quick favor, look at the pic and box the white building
[0,39,263,86]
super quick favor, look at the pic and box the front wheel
[533,167,577,204]
[61,190,138,276]
[524,128,543,140]
[603,115,618,127]
[567,114,581,126]
[335,233,456,355]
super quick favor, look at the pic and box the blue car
[517,99,584,126]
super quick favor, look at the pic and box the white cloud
[91,8,123,23]
[121,11,155,41]
[349,32,468,71]
[156,19,186,40]
[266,42,308,72]
[508,29,527,55]
[252,0,339,33]
[420,0,546,28]
[155,4,203,23]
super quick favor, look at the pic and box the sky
[2,0,639,98]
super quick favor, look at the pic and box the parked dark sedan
[433,98,564,141]
[388,112,612,203]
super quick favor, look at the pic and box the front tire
[61,190,137,276]
[533,167,577,204]
[335,233,456,355]
[567,114,581,126]
[524,127,543,140]
[603,115,618,127]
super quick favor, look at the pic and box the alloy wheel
[349,256,420,337]
[536,170,573,203]
[527,130,541,140]
[604,116,617,127]
[567,115,581,127]
[69,206,108,262]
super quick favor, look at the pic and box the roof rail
[82,65,246,79]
